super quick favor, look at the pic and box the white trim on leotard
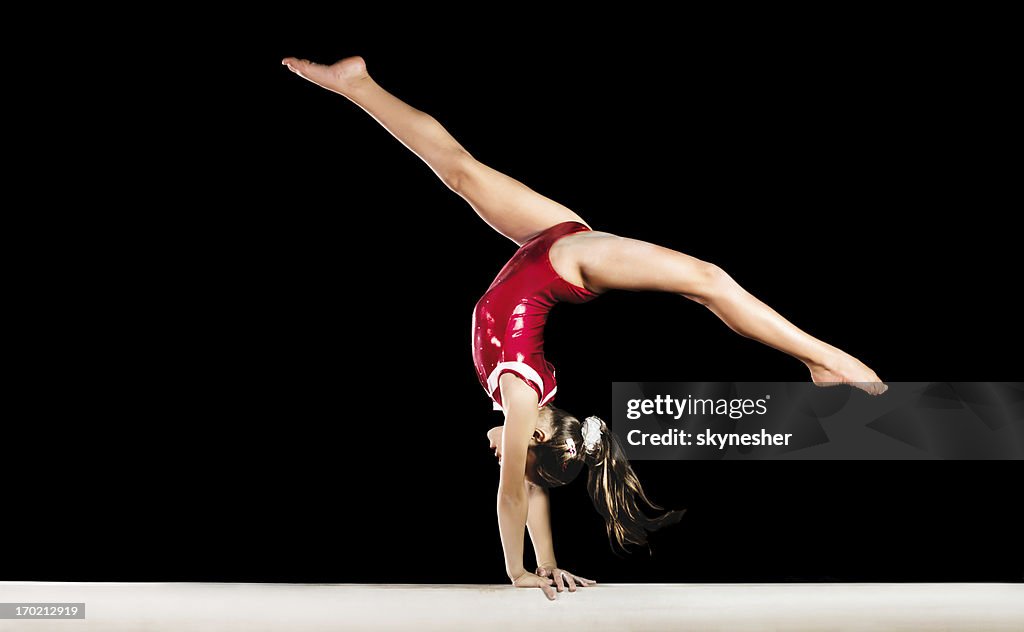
[487,361,555,412]
[494,386,556,412]
[487,361,544,398]
[540,386,557,407]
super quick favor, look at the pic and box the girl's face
[488,407,555,463]
[486,426,507,464]
[487,423,549,484]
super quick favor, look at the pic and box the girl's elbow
[497,484,528,507]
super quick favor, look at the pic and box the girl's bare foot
[807,349,888,395]
[281,55,369,95]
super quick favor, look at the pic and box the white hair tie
[564,437,577,458]
[581,417,604,453]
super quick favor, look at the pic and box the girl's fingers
[537,579,556,600]
[530,567,594,591]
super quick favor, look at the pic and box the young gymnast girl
[282,55,886,600]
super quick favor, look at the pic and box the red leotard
[472,221,600,412]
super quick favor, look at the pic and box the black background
[8,11,1020,583]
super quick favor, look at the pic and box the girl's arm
[526,483,557,569]
[496,374,556,600]
[527,482,599,592]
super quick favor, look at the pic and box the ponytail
[529,407,686,554]
[581,417,686,554]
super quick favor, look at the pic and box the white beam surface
[1,582,1022,631]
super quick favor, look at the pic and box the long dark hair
[531,405,686,553]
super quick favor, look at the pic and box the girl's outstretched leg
[282,56,589,245]
[570,233,887,395]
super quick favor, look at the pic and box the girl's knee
[690,262,732,304]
